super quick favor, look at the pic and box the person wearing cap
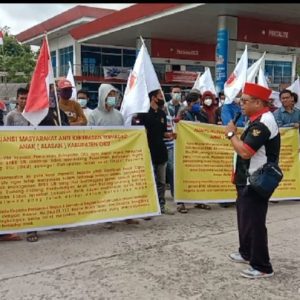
[58,79,87,126]
[225,82,280,279]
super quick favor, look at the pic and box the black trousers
[236,185,273,274]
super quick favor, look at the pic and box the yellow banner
[175,121,300,203]
[0,127,159,234]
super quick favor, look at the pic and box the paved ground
[0,193,299,300]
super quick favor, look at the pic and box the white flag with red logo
[22,36,54,125]
[287,76,300,110]
[120,39,161,126]
[0,31,4,46]
[224,45,248,104]
[193,67,216,96]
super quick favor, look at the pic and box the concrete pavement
[0,194,299,300]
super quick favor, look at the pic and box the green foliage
[0,29,36,83]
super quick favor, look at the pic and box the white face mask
[106,96,116,107]
[172,93,181,101]
[9,103,16,110]
[204,98,213,106]
[78,99,87,108]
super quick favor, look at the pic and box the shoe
[124,219,140,225]
[240,267,274,279]
[177,204,188,213]
[229,252,249,264]
[195,203,211,210]
[161,207,175,215]
[26,232,39,242]
[103,222,114,229]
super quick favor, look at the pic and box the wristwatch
[227,131,235,140]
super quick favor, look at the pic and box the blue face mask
[106,96,116,107]
[191,102,200,113]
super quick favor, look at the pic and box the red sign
[238,17,300,47]
[151,38,215,61]
[165,71,198,83]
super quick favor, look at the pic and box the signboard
[165,71,198,83]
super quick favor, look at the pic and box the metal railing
[56,64,105,78]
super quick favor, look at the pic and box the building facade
[17,3,300,107]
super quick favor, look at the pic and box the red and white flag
[22,36,54,125]
[224,45,248,104]
[0,31,4,46]
[120,38,161,126]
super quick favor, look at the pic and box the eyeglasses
[18,97,27,100]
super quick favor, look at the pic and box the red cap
[243,83,272,102]
[0,100,5,111]
[58,79,73,89]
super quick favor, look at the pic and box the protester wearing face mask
[177,91,211,211]
[221,93,244,127]
[88,84,124,126]
[167,86,184,117]
[132,89,176,215]
[199,91,220,125]
[39,84,69,126]
[58,79,87,126]
[77,89,93,120]
[88,84,140,226]
[218,92,226,107]
[178,90,206,122]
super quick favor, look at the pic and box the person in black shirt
[225,83,280,279]
[132,89,176,214]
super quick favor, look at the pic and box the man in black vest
[133,89,176,215]
[225,82,280,279]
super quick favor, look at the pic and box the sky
[0,3,134,35]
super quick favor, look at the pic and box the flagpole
[44,32,62,126]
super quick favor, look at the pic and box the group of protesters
[0,79,299,245]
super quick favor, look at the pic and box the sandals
[26,232,39,242]
[195,203,211,210]
[0,234,22,241]
[177,204,188,213]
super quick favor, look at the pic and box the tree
[0,27,36,83]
